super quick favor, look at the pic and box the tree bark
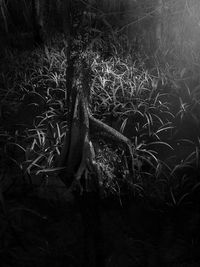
[62,0,73,37]
[31,0,44,45]
[0,0,9,35]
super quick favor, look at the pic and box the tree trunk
[31,0,44,45]
[62,0,73,37]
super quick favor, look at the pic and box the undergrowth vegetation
[1,33,200,209]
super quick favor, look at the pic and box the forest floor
[1,33,200,266]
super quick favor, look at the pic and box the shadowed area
[1,1,200,267]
